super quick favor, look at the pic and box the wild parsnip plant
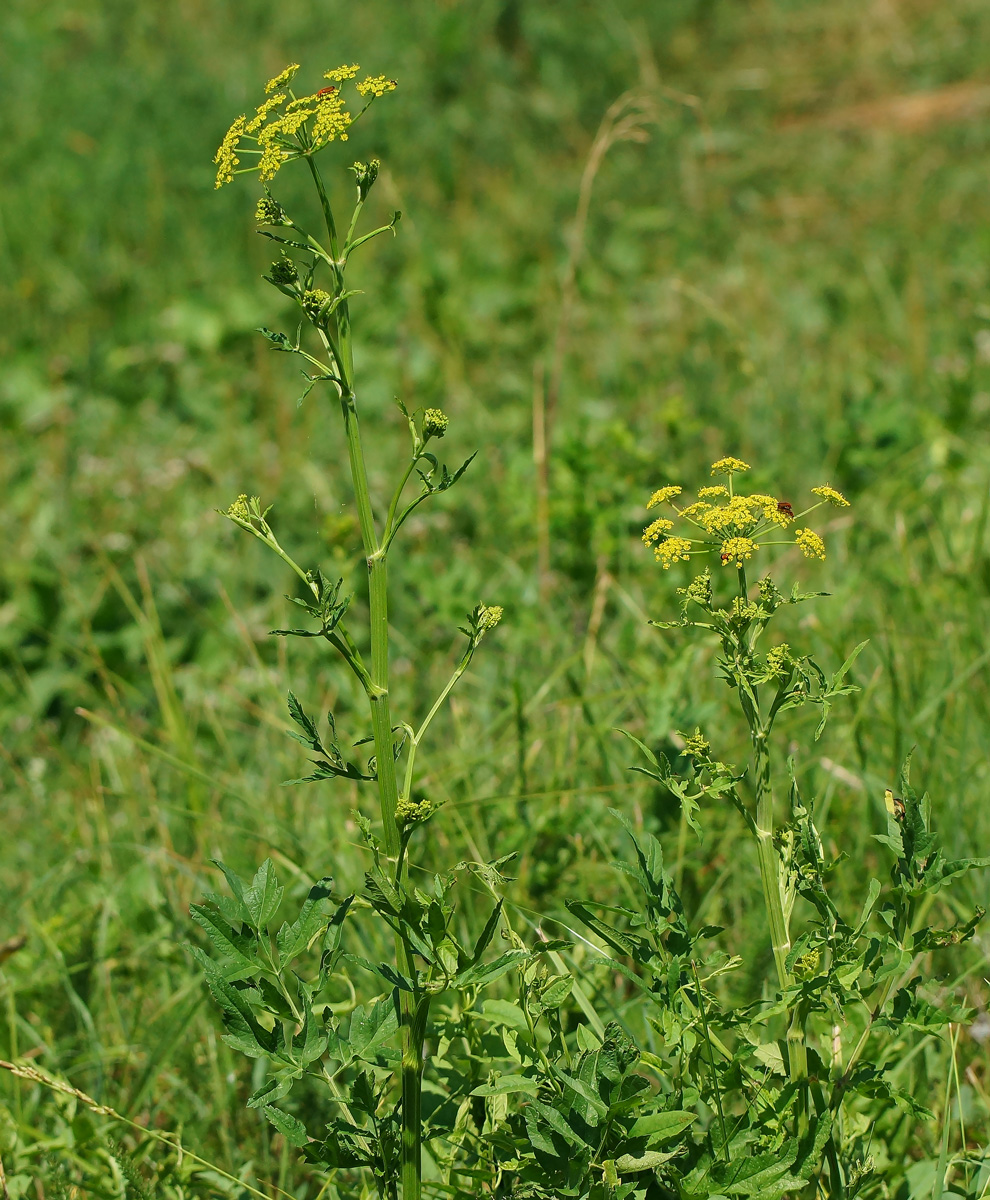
[199,63,532,1199]
[567,459,990,1197]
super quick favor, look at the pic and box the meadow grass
[2,0,990,1194]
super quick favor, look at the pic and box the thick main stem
[736,568,808,1099]
[308,157,423,1200]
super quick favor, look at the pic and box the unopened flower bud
[255,196,287,226]
[422,407,449,439]
[478,604,503,632]
[269,257,298,286]
[352,158,380,201]
[225,494,251,521]
[302,288,332,321]
[684,729,710,759]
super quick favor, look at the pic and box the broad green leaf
[455,949,530,989]
[189,946,277,1059]
[348,996,399,1060]
[189,904,257,978]
[262,1104,308,1147]
[526,1099,585,1149]
[471,1074,539,1097]
[615,1149,680,1173]
[211,860,252,924]
[481,999,528,1032]
[244,859,283,929]
[627,1110,698,1143]
[276,876,334,963]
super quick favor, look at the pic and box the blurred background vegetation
[2,0,990,1193]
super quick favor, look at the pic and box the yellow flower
[710,456,750,476]
[324,64,361,83]
[654,536,692,568]
[697,485,728,500]
[246,93,287,134]
[265,64,300,94]
[812,484,850,508]
[766,643,792,676]
[647,485,682,509]
[720,536,757,566]
[679,500,712,520]
[795,528,826,560]
[642,517,674,545]
[700,499,758,536]
[213,114,246,188]
[311,89,354,145]
[356,74,398,98]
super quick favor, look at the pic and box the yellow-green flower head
[795,528,826,560]
[265,64,300,94]
[812,484,850,508]
[356,74,398,98]
[647,485,682,509]
[302,288,332,320]
[478,604,503,631]
[683,569,712,607]
[642,517,674,546]
[680,500,712,520]
[720,536,757,566]
[395,795,436,826]
[794,948,821,977]
[697,485,728,500]
[710,456,750,476]
[255,196,287,225]
[765,643,792,676]
[268,257,298,285]
[226,494,251,521]
[352,158,380,200]
[684,728,710,758]
[422,408,449,439]
[654,536,692,568]
[730,596,760,622]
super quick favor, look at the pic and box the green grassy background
[2,0,990,1193]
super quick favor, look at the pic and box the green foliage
[4,3,990,1198]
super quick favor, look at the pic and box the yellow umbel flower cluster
[811,484,849,507]
[795,528,826,559]
[710,456,750,476]
[647,485,681,509]
[357,74,398,98]
[654,536,692,568]
[720,536,757,567]
[213,62,397,189]
[641,458,850,572]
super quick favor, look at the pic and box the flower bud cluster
[422,408,449,439]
